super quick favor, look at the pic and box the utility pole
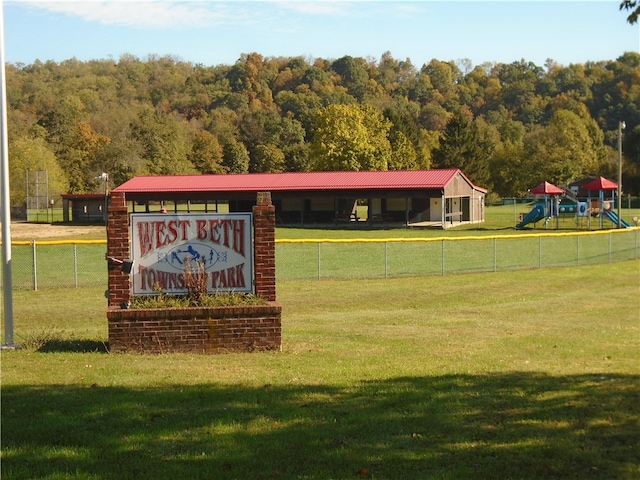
[1,0,18,349]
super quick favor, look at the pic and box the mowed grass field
[2,258,639,479]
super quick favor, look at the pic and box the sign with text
[130,213,253,295]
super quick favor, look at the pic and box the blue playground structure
[517,204,545,229]
[603,210,630,228]
[516,181,565,229]
[516,177,632,230]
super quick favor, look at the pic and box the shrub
[130,258,266,309]
[130,291,265,309]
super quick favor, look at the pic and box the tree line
[6,50,640,206]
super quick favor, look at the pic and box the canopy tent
[583,176,618,191]
[529,181,564,195]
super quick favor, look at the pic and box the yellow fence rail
[2,228,639,289]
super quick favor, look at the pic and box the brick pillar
[253,191,276,301]
[107,192,131,308]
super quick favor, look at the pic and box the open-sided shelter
[112,169,486,229]
[60,193,108,224]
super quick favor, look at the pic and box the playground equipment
[584,176,630,229]
[516,181,566,229]
[517,204,545,228]
[516,177,631,230]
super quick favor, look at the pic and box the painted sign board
[130,213,253,295]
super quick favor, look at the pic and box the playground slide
[516,205,545,229]
[603,210,630,228]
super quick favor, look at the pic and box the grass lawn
[2,260,639,479]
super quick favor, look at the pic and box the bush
[130,258,266,308]
[130,291,265,309]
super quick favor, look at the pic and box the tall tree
[189,130,225,174]
[431,111,492,187]
[331,55,370,101]
[250,144,285,173]
[221,139,250,174]
[130,107,196,175]
[310,104,391,171]
[9,136,69,205]
[523,109,601,185]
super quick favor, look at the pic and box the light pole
[617,121,625,229]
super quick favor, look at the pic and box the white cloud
[274,1,350,16]
[15,1,233,28]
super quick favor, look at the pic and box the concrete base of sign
[107,302,282,354]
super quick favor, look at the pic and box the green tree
[222,139,250,174]
[489,142,530,197]
[250,144,285,173]
[310,104,391,171]
[331,55,370,101]
[420,59,461,111]
[9,136,69,205]
[275,89,321,141]
[130,107,196,175]
[523,109,601,185]
[388,130,418,170]
[432,111,492,187]
[620,0,640,23]
[189,130,225,174]
[38,95,88,192]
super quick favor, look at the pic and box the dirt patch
[8,222,106,241]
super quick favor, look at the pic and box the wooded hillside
[6,51,640,204]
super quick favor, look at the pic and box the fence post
[31,240,37,291]
[317,242,321,281]
[576,234,580,266]
[493,237,497,272]
[441,239,445,276]
[538,236,542,269]
[384,242,388,279]
[73,244,78,287]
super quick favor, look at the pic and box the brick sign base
[107,303,282,354]
[106,191,280,354]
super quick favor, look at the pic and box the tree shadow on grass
[2,372,638,479]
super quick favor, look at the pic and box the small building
[112,169,486,229]
[61,193,108,224]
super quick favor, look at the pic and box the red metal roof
[113,169,486,194]
[583,176,618,191]
[529,181,564,195]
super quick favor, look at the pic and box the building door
[430,198,442,221]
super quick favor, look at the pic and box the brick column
[253,191,276,301]
[107,192,131,308]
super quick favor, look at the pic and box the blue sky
[3,1,639,69]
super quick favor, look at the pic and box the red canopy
[583,176,618,191]
[529,181,564,195]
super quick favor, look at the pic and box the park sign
[130,213,253,295]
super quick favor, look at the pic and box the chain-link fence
[6,241,108,290]
[2,229,639,290]
[275,229,639,280]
